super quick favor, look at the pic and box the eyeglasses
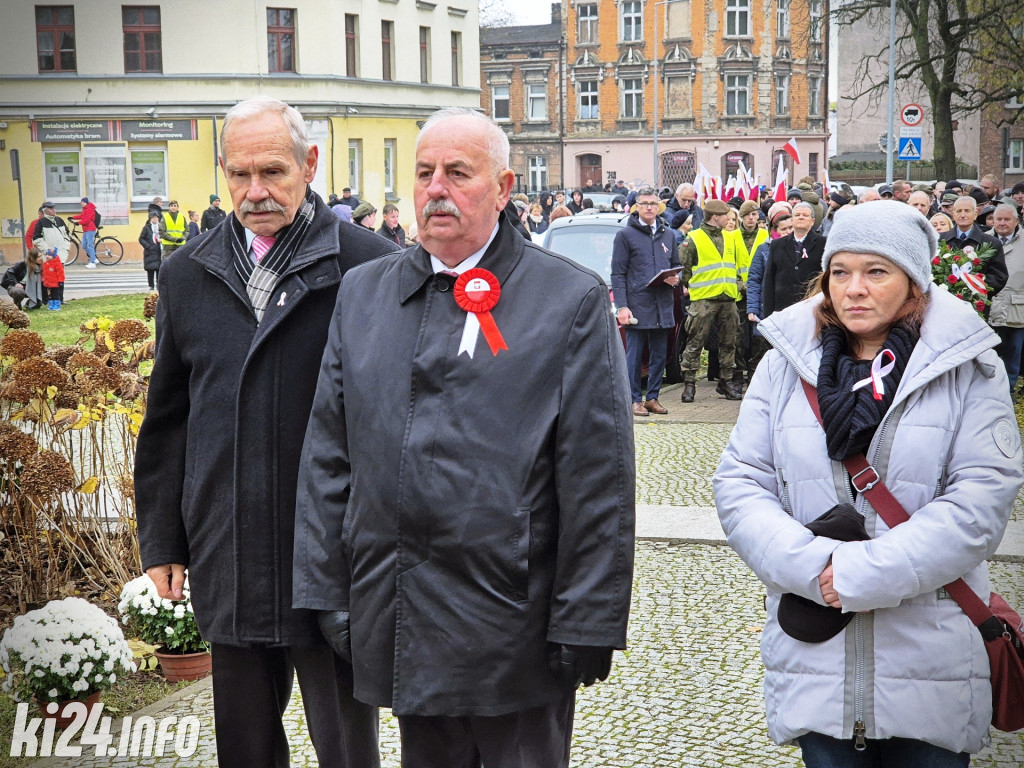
[637,201,660,208]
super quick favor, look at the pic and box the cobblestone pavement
[29,543,1024,768]
[635,422,1024,522]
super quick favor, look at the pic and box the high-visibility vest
[161,212,187,246]
[688,227,740,302]
[733,227,769,283]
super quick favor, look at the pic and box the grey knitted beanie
[822,201,936,292]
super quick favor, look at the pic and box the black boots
[681,381,696,403]
[715,377,743,401]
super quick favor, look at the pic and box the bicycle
[65,219,124,266]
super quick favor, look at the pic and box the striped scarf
[230,187,316,323]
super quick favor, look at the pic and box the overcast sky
[507,0,558,25]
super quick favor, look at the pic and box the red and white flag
[773,154,788,202]
[782,137,801,165]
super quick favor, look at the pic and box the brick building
[480,9,564,193]
[978,99,1024,192]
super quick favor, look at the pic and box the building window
[578,80,599,119]
[122,7,162,73]
[726,0,750,37]
[451,31,462,86]
[419,26,430,83]
[726,74,749,116]
[808,75,822,116]
[130,149,168,202]
[384,139,396,195]
[527,83,547,121]
[36,6,76,72]
[665,77,693,119]
[1007,139,1024,172]
[621,1,642,43]
[809,0,823,43]
[578,4,598,44]
[381,20,394,81]
[529,156,548,193]
[348,139,362,194]
[267,8,295,73]
[345,14,359,77]
[776,0,790,38]
[42,149,82,202]
[809,152,819,179]
[621,78,643,118]
[492,85,510,120]
[775,75,790,114]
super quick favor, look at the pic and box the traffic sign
[899,125,922,139]
[900,104,924,127]
[898,137,922,160]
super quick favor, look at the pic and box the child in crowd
[187,209,201,241]
[139,212,163,290]
[41,248,65,310]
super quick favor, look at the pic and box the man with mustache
[294,107,636,767]
[135,96,395,768]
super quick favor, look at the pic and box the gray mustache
[240,198,287,215]
[422,199,461,219]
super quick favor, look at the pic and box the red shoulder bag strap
[800,379,1000,634]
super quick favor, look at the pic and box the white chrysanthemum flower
[165,626,174,635]
[48,688,58,698]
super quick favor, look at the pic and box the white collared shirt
[428,222,500,274]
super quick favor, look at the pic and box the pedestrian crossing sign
[898,137,921,160]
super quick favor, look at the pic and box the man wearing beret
[201,193,227,232]
[678,198,743,403]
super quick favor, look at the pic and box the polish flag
[823,168,833,196]
[782,137,801,165]
[773,155,788,202]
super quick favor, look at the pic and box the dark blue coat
[610,213,680,329]
[135,196,396,646]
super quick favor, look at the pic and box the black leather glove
[546,644,613,687]
[317,610,352,663]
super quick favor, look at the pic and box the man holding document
[611,186,682,416]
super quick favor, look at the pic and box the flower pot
[155,648,212,682]
[37,690,101,730]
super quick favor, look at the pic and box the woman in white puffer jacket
[714,201,1022,766]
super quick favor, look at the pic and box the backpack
[94,210,102,227]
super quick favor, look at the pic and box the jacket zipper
[854,616,867,750]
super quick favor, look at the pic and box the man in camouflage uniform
[678,198,742,403]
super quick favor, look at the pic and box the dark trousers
[146,267,159,290]
[624,327,668,403]
[798,732,969,768]
[42,283,63,302]
[994,325,1024,391]
[398,692,575,768]
[210,642,379,768]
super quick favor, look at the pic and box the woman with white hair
[715,202,1021,766]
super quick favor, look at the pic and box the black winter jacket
[610,213,680,329]
[135,195,396,645]
[762,230,827,318]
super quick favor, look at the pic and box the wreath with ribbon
[930,240,997,319]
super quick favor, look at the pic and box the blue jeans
[624,327,667,403]
[994,325,1024,391]
[798,732,970,768]
[82,229,97,263]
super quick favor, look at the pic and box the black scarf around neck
[230,186,316,323]
[816,324,919,461]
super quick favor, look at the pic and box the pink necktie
[251,235,276,262]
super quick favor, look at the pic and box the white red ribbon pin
[851,349,896,401]
[454,268,508,358]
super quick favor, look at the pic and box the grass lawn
[18,294,153,347]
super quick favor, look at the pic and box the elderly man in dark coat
[135,96,395,768]
[293,107,636,768]
[942,194,1009,304]
[611,186,681,416]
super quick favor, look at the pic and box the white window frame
[383,138,396,195]
[776,0,790,38]
[621,1,642,43]
[527,83,547,121]
[621,78,643,118]
[808,75,822,116]
[775,74,790,115]
[528,155,547,193]
[578,3,598,44]
[129,147,168,202]
[348,139,361,194]
[578,80,599,120]
[809,0,823,42]
[1008,139,1024,173]
[492,85,510,121]
[726,74,749,116]
[726,0,750,37]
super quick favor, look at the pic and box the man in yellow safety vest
[732,200,769,387]
[160,200,188,259]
